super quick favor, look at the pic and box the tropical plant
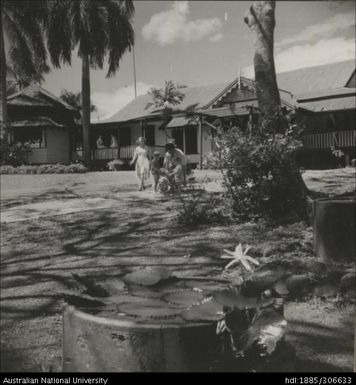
[146,80,186,112]
[45,0,135,167]
[218,124,308,222]
[221,244,260,271]
[107,159,124,171]
[6,63,34,95]
[0,0,49,144]
[60,90,97,122]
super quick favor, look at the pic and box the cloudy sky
[41,0,355,120]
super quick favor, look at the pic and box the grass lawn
[0,168,355,372]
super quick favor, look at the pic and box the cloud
[276,13,355,49]
[209,32,224,42]
[142,1,223,45]
[91,82,153,121]
[242,37,355,78]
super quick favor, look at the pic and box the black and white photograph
[0,0,355,376]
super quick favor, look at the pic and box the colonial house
[92,60,355,169]
[6,60,355,168]
[7,84,77,164]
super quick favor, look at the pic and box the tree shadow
[287,318,353,372]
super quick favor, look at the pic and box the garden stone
[285,274,313,295]
[340,272,355,291]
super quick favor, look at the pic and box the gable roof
[7,84,75,111]
[276,60,355,96]
[98,60,355,125]
[101,82,230,123]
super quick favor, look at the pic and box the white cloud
[209,32,224,42]
[276,12,355,49]
[142,1,223,45]
[91,82,153,121]
[242,37,355,78]
[274,37,355,73]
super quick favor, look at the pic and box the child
[151,151,161,192]
[170,164,184,192]
[159,164,184,193]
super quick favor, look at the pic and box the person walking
[130,137,150,191]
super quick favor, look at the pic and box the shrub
[201,152,221,170]
[107,159,124,171]
[0,140,31,166]
[176,189,229,225]
[218,126,308,222]
[0,163,88,174]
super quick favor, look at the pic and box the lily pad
[127,284,163,299]
[163,290,207,307]
[99,278,126,295]
[108,293,161,305]
[118,300,182,319]
[184,280,229,293]
[180,299,224,322]
[273,280,290,297]
[214,288,259,309]
[123,267,172,286]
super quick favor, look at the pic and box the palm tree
[0,0,49,144]
[146,80,186,112]
[46,0,135,167]
[60,89,97,123]
[6,63,37,95]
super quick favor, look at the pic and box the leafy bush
[176,189,229,225]
[0,140,31,166]
[107,159,124,171]
[218,126,308,222]
[0,163,88,174]
[201,152,221,170]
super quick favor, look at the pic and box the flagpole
[133,45,137,99]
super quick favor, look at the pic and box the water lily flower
[221,243,260,271]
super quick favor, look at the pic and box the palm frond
[147,80,186,111]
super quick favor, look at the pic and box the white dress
[134,146,150,181]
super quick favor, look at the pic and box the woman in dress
[130,137,150,191]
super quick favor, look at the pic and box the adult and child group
[130,137,188,192]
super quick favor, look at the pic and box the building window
[13,127,46,148]
[185,125,198,154]
[172,128,184,151]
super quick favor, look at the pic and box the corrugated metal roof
[165,115,197,128]
[276,60,355,95]
[103,82,230,123]
[7,84,75,111]
[101,60,355,125]
[298,95,356,112]
[295,87,355,102]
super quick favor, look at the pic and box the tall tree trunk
[0,10,8,145]
[82,53,91,168]
[244,1,312,197]
[244,1,284,132]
